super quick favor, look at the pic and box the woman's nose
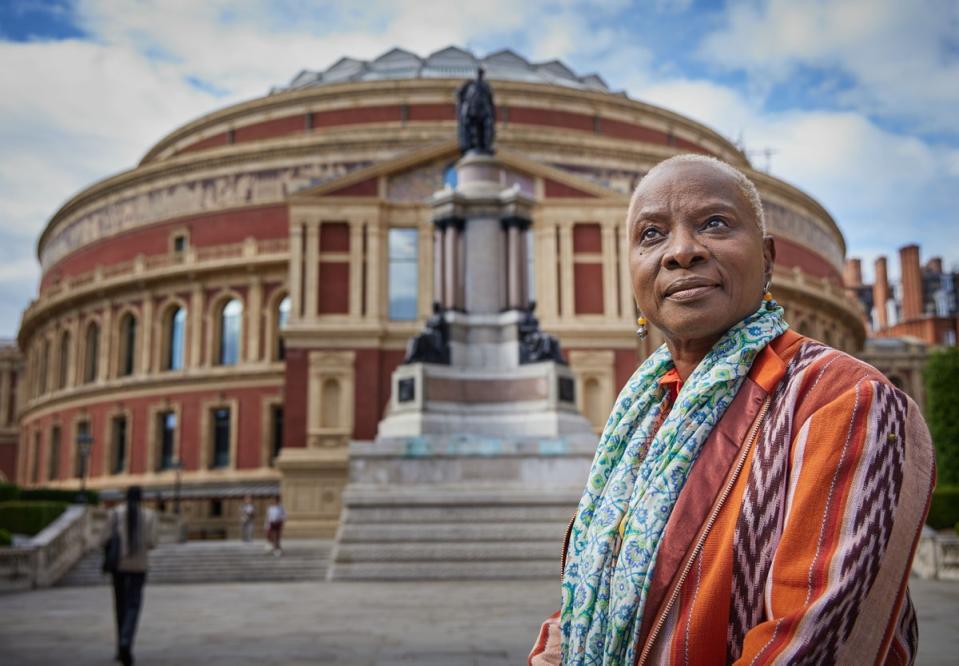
[661,226,707,269]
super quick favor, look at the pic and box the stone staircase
[327,485,578,580]
[58,539,332,586]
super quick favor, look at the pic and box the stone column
[99,304,113,381]
[247,277,263,363]
[506,222,521,309]
[140,295,154,375]
[539,223,559,319]
[349,221,364,317]
[0,367,10,426]
[559,224,575,318]
[601,224,617,318]
[189,286,203,368]
[455,222,466,310]
[289,223,304,319]
[518,228,529,307]
[433,223,445,308]
[619,226,634,323]
[304,223,319,320]
[444,221,458,309]
[365,221,382,319]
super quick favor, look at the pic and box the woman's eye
[704,216,728,229]
[640,227,662,241]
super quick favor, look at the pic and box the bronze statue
[456,68,496,155]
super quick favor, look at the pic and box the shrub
[926,486,959,530]
[924,348,959,485]
[20,488,98,505]
[0,528,10,546]
[0,501,69,536]
[0,482,19,502]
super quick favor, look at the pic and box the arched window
[58,332,71,389]
[276,296,290,361]
[218,299,242,366]
[165,307,186,370]
[119,313,137,377]
[83,322,99,383]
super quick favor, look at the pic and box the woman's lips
[664,284,717,302]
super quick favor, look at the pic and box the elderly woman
[530,155,934,665]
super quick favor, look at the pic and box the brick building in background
[846,246,958,406]
[13,47,866,537]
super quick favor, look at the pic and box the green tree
[924,347,959,485]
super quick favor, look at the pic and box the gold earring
[763,282,776,310]
[636,315,648,339]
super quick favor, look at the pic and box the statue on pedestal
[403,302,451,365]
[518,302,567,365]
[456,68,496,155]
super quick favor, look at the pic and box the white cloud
[699,0,959,134]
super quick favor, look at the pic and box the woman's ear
[763,235,776,284]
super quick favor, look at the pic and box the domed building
[15,46,865,537]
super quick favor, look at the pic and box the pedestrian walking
[104,485,157,666]
[265,494,286,556]
[240,494,255,542]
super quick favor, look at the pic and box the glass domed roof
[276,46,610,94]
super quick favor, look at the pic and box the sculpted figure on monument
[518,301,567,365]
[403,302,451,365]
[456,68,496,155]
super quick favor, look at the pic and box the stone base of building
[275,447,348,538]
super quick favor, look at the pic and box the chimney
[899,244,923,321]
[843,258,863,287]
[926,256,943,274]
[873,256,889,330]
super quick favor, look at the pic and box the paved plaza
[2,577,957,664]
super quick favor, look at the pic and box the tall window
[276,296,290,361]
[166,307,186,370]
[48,425,61,480]
[218,299,242,365]
[388,228,418,320]
[157,411,176,471]
[74,420,90,478]
[211,407,231,468]
[119,314,137,376]
[58,332,71,389]
[111,415,127,475]
[84,323,99,383]
[270,405,284,465]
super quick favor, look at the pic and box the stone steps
[328,486,578,580]
[58,540,332,586]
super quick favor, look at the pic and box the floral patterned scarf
[560,304,789,665]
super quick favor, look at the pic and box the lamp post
[75,428,94,504]
[172,457,182,516]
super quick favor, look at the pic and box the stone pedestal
[275,447,347,538]
[327,152,596,579]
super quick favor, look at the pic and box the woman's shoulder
[775,334,899,425]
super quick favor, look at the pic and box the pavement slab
[1,577,956,665]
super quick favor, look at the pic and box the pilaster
[304,223,319,320]
[247,277,263,363]
[559,223,575,318]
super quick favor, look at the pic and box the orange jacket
[531,332,935,665]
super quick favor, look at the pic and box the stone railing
[912,527,959,580]
[0,505,184,593]
[26,236,289,325]
[0,504,101,593]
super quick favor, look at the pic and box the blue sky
[0,0,957,338]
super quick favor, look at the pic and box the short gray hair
[627,154,766,235]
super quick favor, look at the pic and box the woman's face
[628,161,774,348]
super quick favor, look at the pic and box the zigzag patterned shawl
[560,304,789,665]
